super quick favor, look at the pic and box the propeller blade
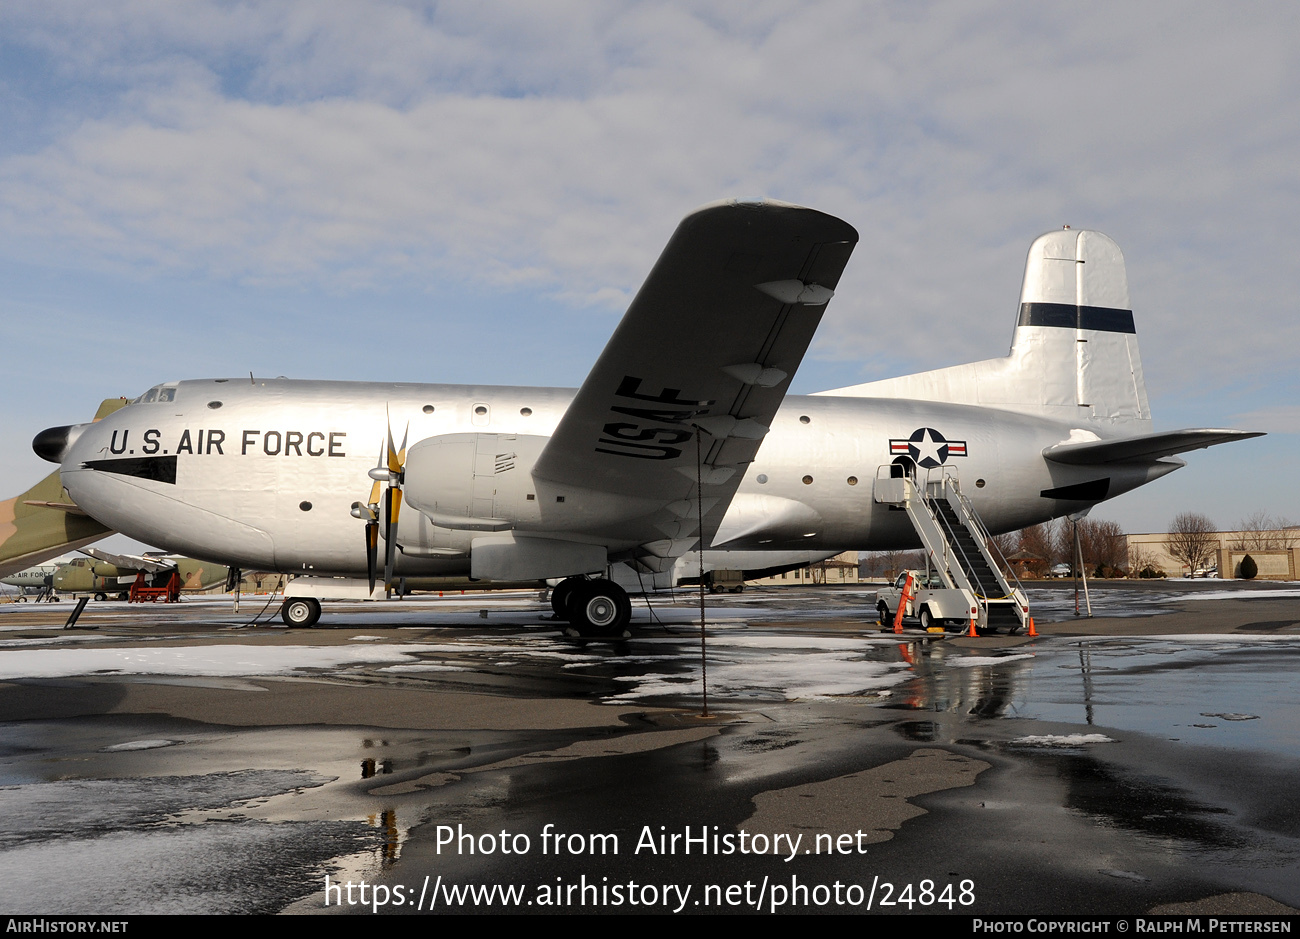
[368,440,385,506]
[385,411,401,475]
[369,411,410,598]
[383,487,403,598]
[365,521,378,594]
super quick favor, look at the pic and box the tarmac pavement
[0,580,1296,916]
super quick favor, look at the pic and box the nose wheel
[281,597,322,628]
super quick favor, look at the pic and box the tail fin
[0,396,126,577]
[819,229,1153,431]
[0,470,112,578]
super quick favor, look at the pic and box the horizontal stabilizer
[21,500,88,515]
[1043,429,1263,465]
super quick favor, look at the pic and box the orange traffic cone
[893,572,914,634]
[1027,617,1037,637]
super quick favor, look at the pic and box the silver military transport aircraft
[31,200,1258,633]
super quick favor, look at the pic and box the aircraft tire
[281,597,322,628]
[94,592,107,602]
[569,579,631,638]
[550,578,581,620]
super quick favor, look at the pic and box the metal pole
[1079,529,1093,617]
[1072,519,1093,617]
[63,596,90,629]
[1073,520,1080,617]
[696,427,708,718]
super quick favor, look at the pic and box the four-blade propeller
[351,416,408,597]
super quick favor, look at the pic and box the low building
[1126,530,1299,579]
[747,551,860,587]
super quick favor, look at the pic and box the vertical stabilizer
[1009,229,1149,425]
[818,230,1153,432]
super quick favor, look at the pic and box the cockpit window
[130,383,178,404]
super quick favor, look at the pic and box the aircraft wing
[532,199,857,554]
[1043,429,1264,465]
[81,546,176,573]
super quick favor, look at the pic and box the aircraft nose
[32,424,87,464]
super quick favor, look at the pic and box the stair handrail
[931,468,1029,604]
[881,468,972,595]
[922,468,996,599]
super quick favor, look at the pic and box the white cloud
[0,1,1297,528]
[1232,406,1300,435]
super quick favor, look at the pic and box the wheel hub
[585,596,617,627]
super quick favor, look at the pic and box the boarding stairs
[873,466,1029,632]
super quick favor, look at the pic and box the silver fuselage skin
[58,378,1177,576]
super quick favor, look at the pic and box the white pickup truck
[875,569,979,631]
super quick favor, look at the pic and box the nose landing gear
[281,597,322,628]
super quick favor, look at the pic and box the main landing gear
[551,576,632,638]
[281,596,322,628]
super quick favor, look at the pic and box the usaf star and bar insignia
[888,427,968,469]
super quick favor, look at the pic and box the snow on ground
[946,653,1035,668]
[598,632,911,703]
[0,645,431,680]
[1011,734,1116,747]
[1180,588,1300,601]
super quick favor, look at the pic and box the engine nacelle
[402,433,548,532]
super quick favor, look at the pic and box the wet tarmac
[0,581,1297,916]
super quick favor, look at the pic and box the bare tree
[1015,522,1060,576]
[862,548,925,581]
[1167,512,1218,576]
[989,530,1018,557]
[1232,512,1299,551]
[1127,546,1166,578]
[1075,518,1127,575]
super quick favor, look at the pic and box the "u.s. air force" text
[107,429,346,457]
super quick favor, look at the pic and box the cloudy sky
[1,1,1296,540]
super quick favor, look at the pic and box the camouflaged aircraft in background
[2,549,232,601]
